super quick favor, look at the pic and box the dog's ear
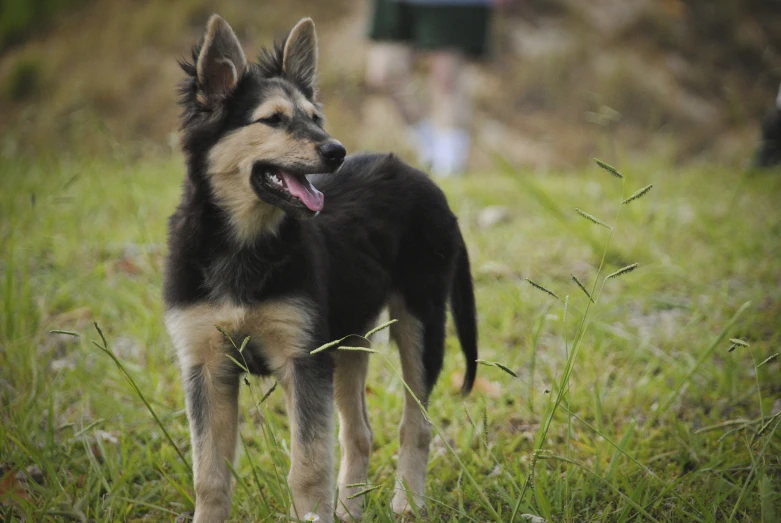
[282,18,318,98]
[197,15,247,103]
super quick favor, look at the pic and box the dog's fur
[163,15,478,522]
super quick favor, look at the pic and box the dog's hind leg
[388,292,446,515]
[278,354,336,523]
[166,307,240,523]
[334,349,373,521]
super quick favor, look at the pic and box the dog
[163,15,478,522]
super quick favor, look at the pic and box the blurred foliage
[4,56,41,99]
[0,0,88,52]
[0,0,780,165]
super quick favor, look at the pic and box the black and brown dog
[164,15,478,522]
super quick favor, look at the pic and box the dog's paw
[335,505,363,522]
[391,492,425,519]
[191,505,230,523]
[174,511,193,523]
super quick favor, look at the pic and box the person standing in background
[366,0,498,177]
[753,82,781,169]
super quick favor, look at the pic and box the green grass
[1,151,780,521]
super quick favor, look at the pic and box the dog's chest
[202,252,284,303]
[165,298,317,374]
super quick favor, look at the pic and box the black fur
[292,355,335,443]
[165,36,479,392]
[185,365,211,437]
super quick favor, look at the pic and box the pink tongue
[279,170,324,212]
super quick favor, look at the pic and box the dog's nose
[318,141,346,165]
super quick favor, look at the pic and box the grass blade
[48,329,80,337]
[92,322,191,473]
[310,335,351,354]
[364,319,397,339]
[336,346,379,353]
[661,301,751,412]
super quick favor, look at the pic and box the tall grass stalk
[511,159,661,522]
[218,329,291,512]
[91,322,191,473]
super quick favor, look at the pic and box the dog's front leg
[182,364,240,523]
[278,354,335,522]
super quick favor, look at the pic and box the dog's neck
[186,158,286,246]
[220,197,285,246]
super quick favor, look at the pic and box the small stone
[16,465,44,485]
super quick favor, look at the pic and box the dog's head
[179,15,345,238]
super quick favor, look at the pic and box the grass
[1,150,780,521]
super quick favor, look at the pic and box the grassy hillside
[1,152,779,521]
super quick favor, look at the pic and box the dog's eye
[257,113,284,126]
[312,114,323,125]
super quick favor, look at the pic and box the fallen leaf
[451,371,502,398]
[0,470,30,505]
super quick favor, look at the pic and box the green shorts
[368,0,492,57]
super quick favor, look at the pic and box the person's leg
[365,43,420,125]
[429,49,471,177]
[366,0,434,166]
[414,4,492,176]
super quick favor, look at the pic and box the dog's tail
[450,238,478,395]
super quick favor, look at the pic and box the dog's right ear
[197,15,247,103]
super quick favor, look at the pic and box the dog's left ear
[283,18,318,98]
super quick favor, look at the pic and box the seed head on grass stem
[464,404,476,429]
[346,485,382,500]
[476,359,519,378]
[728,338,749,352]
[756,353,778,369]
[482,403,489,448]
[606,263,638,280]
[623,184,653,205]
[571,274,594,303]
[525,278,560,301]
[575,208,612,230]
[594,158,624,179]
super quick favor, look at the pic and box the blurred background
[1,0,781,169]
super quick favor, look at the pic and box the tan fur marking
[293,91,320,120]
[167,297,317,523]
[166,298,316,374]
[250,93,295,122]
[283,380,335,522]
[388,293,431,515]
[207,105,322,244]
[188,378,238,523]
[334,348,373,520]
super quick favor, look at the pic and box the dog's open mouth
[251,163,324,214]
